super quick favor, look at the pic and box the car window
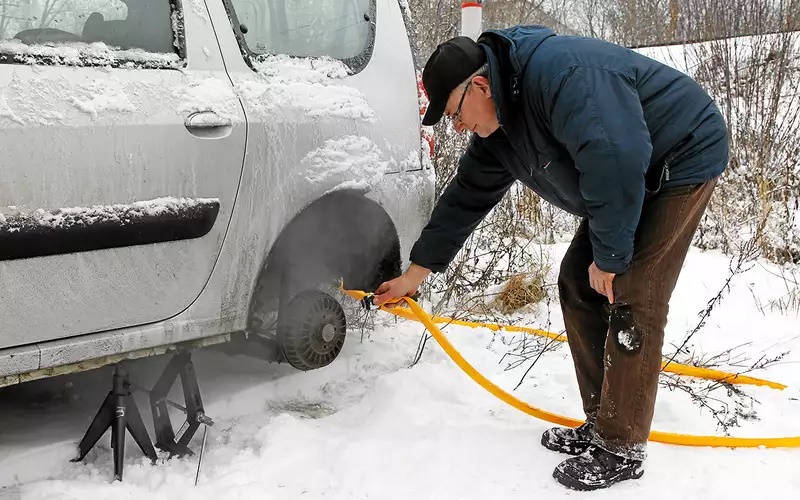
[227,0,374,67]
[0,0,183,66]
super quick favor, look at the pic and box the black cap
[421,36,486,126]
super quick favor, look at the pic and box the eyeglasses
[447,80,471,124]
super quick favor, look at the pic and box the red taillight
[416,70,435,158]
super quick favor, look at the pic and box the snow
[634,31,800,77]
[233,55,376,121]
[0,197,219,230]
[175,77,241,121]
[69,78,135,119]
[1,67,239,127]
[303,136,390,192]
[1,246,799,498]
[398,0,413,21]
[185,0,211,23]
[0,94,23,124]
[298,137,423,196]
[171,8,185,55]
[0,40,182,69]
[1,73,71,126]
[616,328,639,351]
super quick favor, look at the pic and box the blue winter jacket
[410,26,729,274]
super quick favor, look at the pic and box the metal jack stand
[149,351,214,457]
[72,363,158,481]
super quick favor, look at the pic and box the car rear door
[0,0,246,349]
[204,0,423,214]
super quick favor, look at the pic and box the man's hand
[589,262,616,303]
[373,263,431,306]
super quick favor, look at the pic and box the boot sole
[552,464,644,491]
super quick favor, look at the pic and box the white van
[0,0,434,386]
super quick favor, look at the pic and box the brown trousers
[558,179,717,460]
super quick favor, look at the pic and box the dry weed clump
[494,269,549,314]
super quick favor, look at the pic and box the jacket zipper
[659,135,692,182]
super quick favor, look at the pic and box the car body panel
[0,0,247,349]
[189,0,434,330]
[0,0,435,386]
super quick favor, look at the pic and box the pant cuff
[591,432,647,461]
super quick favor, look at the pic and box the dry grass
[769,285,800,314]
[493,269,549,314]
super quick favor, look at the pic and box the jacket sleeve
[543,66,653,274]
[409,136,515,273]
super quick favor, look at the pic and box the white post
[460,1,484,41]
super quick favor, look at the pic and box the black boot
[540,421,594,455]
[552,444,644,491]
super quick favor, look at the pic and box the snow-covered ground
[1,244,799,499]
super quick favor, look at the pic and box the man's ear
[472,76,491,97]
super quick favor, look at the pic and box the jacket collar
[477,26,557,126]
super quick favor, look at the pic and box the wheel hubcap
[321,323,336,342]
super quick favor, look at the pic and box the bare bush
[575,0,799,46]
[659,345,789,433]
[767,267,800,314]
[677,24,800,264]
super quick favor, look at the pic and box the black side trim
[0,198,220,261]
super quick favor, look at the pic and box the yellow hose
[341,288,800,449]
[343,289,783,390]
[419,311,784,389]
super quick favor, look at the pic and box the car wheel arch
[247,189,402,332]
